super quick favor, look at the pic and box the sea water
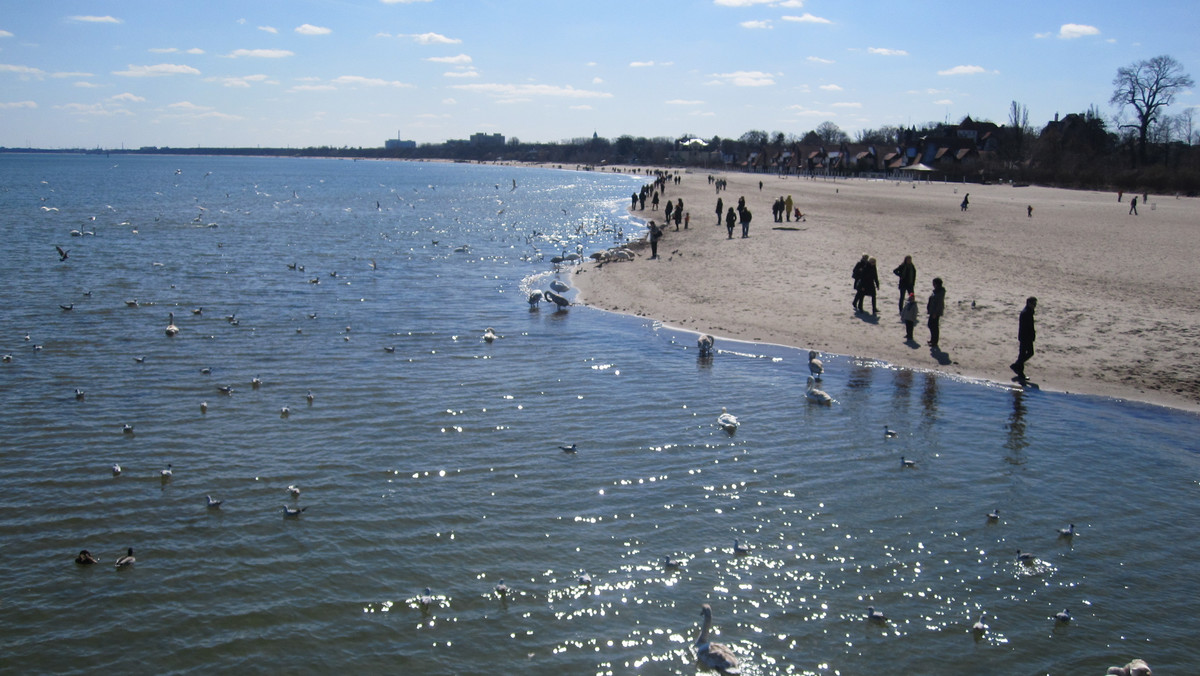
[1,154,1197,675]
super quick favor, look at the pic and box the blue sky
[1,0,1196,148]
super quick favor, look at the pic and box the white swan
[698,334,715,357]
[717,407,739,433]
[696,604,740,674]
[115,547,136,568]
[549,279,570,293]
[527,290,543,308]
[482,327,497,343]
[165,312,179,337]
[805,376,832,405]
[544,290,570,309]
[808,350,823,380]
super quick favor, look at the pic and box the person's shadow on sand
[930,346,952,365]
[904,337,921,349]
[854,309,880,324]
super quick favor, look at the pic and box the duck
[807,350,823,380]
[282,504,307,517]
[251,376,262,389]
[577,572,593,586]
[1054,608,1071,624]
[482,327,497,343]
[1057,523,1076,538]
[866,606,888,623]
[493,580,510,596]
[883,425,898,438]
[217,385,234,396]
[732,539,750,556]
[165,312,179,337]
[559,444,577,453]
[696,604,740,674]
[200,401,208,414]
[160,464,173,481]
[206,495,223,509]
[280,406,290,418]
[115,547,136,568]
[418,587,435,609]
[986,509,1000,522]
[122,424,134,435]
[305,390,314,405]
[805,376,832,405]
[1016,550,1036,564]
[75,549,99,565]
[697,334,715,357]
[900,456,916,469]
[717,407,739,433]
[664,555,682,569]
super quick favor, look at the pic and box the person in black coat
[1010,297,1037,381]
[893,255,916,312]
[926,277,945,349]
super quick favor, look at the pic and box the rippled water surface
[2,155,1198,674]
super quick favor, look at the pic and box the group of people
[851,254,1037,382]
[771,195,799,222]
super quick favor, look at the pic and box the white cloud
[1034,31,1052,39]
[666,99,704,105]
[52,71,94,78]
[710,70,776,86]
[228,49,294,58]
[295,24,332,36]
[741,20,772,29]
[592,77,603,84]
[569,105,593,110]
[1058,23,1100,39]
[111,92,146,102]
[425,54,472,64]
[451,83,612,99]
[868,47,908,56]
[937,64,988,76]
[777,0,804,6]
[73,82,100,88]
[259,26,278,34]
[443,69,479,78]
[783,13,832,24]
[807,56,834,64]
[819,84,842,91]
[832,102,861,108]
[186,48,204,55]
[0,100,36,109]
[331,75,412,87]
[933,99,953,105]
[205,74,271,88]
[442,98,456,105]
[0,29,14,38]
[168,101,210,111]
[787,104,833,117]
[0,63,47,78]
[113,63,201,77]
[290,84,337,92]
[402,32,460,45]
[68,15,122,24]
[630,61,656,67]
[149,48,178,54]
[56,102,132,116]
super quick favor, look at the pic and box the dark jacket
[893,261,916,290]
[1019,306,1036,343]
[927,286,945,318]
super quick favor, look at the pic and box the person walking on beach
[901,293,919,342]
[652,192,660,210]
[851,254,869,311]
[785,195,794,222]
[860,257,880,313]
[1129,196,1139,215]
[926,277,945,349]
[664,199,674,224]
[716,197,723,225]
[739,206,752,238]
[648,221,662,260]
[725,207,737,239]
[893,255,916,312]
[1010,297,1037,382]
[1027,205,1033,218]
[960,193,970,211]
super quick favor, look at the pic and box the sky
[1,0,1197,149]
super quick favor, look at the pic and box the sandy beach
[570,167,1200,412]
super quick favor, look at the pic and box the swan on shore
[808,350,823,380]
[527,290,543,308]
[696,604,740,674]
[805,376,832,405]
[549,279,569,293]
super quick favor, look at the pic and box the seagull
[482,327,497,343]
[200,401,208,414]
[56,246,69,261]
[1054,609,1071,624]
[287,485,301,498]
[160,464,173,481]
[900,456,916,468]
[282,504,307,517]
[111,463,122,476]
[206,495,223,509]
[1058,523,1076,538]
[717,407,739,433]
[972,612,989,634]
[732,539,750,555]
[884,425,898,438]
[808,350,823,380]
[696,604,740,674]
[866,606,888,623]
[986,509,1000,521]
[115,547,136,568]
[280,406,290,418]
[559,444,577,453]
[75,389,85,401]
[577,572,592,586]
[122,424,134,435]
[493,580,510,596]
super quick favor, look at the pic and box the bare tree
[1174,107,1197,146]
[1008,100,1031,166]
[1109,55,1194,164]
[814,121,849,145]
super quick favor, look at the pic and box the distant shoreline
[568,165,1200,414]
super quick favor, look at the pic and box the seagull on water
[282,504,307,517]
[1054,609,1071,623]
[1058,523,1076,538]
[206,495,223,509]
[288,485,301,498]
[866,606,888,623]
[112,463,122,476]
[900,456,916,468]
[987,509,1000,521]
[559,444,577,453]
[160,464,173,481]
[577,572,592,586]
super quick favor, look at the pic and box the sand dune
[572,168,1200,412]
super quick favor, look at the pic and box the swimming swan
[165,312,179,337]
[808,350,823,380]
[805,376,832,405]
[717,407,739,433]
[696,604,740,674]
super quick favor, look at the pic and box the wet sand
[571,168,1200,412]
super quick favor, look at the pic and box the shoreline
[568,166,1200,414]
